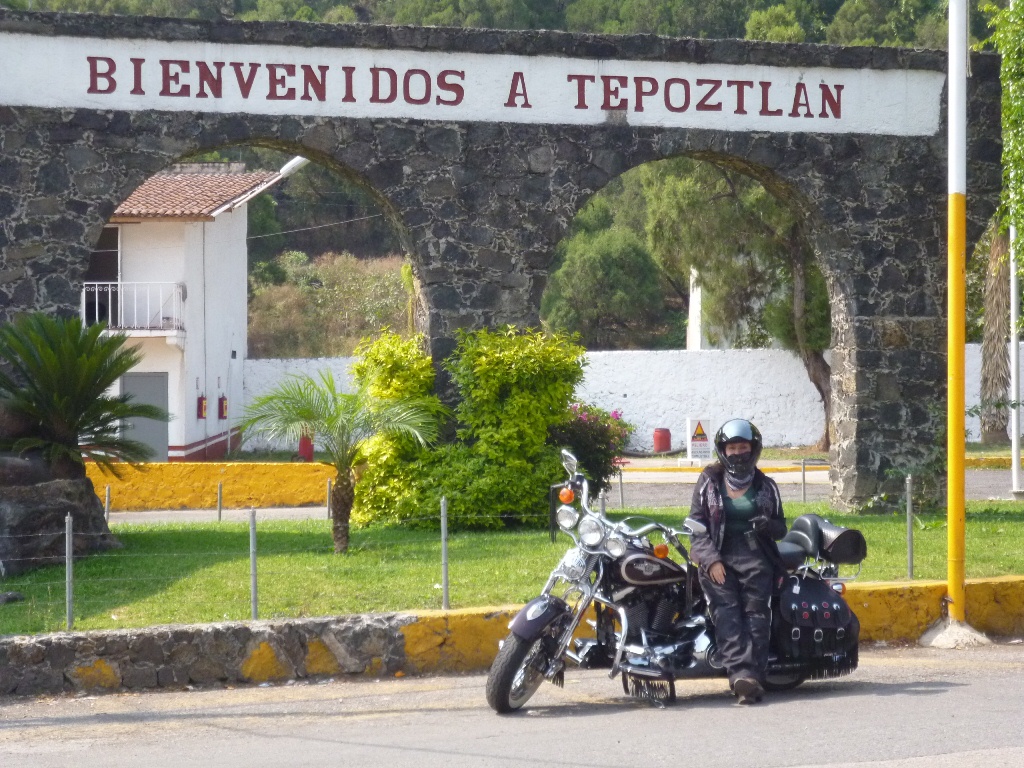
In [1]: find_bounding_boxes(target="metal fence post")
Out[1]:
[65,513,74,631]
[440,497,450,610]
[249,508,258,620]
[618,469,625,509]
[104,485,111,522]
[801,459,806,503]
[906,474,914,580]
[326,479,332,520]
[600,490,606,515]
[217,481,223,522]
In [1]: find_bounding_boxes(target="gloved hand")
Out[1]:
[750,515,771,534]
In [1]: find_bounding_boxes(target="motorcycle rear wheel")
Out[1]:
[762,671,806,692]
[486,634,550,713]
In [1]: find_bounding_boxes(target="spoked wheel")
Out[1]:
[485,634,551,713]
[621,672,677,704]
[762,671,807,692]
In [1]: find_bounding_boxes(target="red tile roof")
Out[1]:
[113,170,278,219]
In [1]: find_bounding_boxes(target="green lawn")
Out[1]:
[2,501,1023,636]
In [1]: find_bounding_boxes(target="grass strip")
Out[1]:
[1,501,1023,636]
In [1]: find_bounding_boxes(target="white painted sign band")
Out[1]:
[0,33,945,136]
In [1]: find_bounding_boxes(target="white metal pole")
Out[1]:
[1011,224,1021,494]
[249,508,258,620]
[65,513,74,631]
[440,497,450,611]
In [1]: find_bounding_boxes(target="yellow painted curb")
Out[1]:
[622,465,829,474]
[87,463,336,511]
[68,658,121,689]
[304,639,342,676]
[241,641,293,683]
[400,607,517,674]
[400,577,1024,674]
[964,457,1024,469]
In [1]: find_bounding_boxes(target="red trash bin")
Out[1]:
[653,428,671,453]
[297,435,314,462]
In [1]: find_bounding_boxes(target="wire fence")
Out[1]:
[0,501,572,637]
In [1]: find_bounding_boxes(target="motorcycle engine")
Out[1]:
[622,588,679,640]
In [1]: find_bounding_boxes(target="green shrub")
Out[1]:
[350,331,445,527]
[354,326,586,530]
[548,403,634,495]
[445,327,586,460]
[394,444,564,530]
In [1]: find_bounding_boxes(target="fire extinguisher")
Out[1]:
[217,395,228,420]
[196,395,207,419]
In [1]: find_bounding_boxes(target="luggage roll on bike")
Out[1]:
[485,450,867,713]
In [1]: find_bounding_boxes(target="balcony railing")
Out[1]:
[81,282,185,332]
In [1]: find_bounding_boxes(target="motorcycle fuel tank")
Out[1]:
[618,549,687,585]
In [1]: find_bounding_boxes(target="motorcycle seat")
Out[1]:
[782,514,868,565]
[782,515,822,559]
[776,541,808,569]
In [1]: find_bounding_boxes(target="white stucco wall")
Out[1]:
[241,358,357,451]
[118,208,248,457]
[577,349,828,451]
[238,344,1021,453]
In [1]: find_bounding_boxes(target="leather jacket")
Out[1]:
[688,463,787,571]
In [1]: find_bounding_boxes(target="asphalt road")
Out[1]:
[2,643,1023,768]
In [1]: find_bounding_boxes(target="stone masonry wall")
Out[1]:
[2,578,1023,697]
[0,10,1004,509]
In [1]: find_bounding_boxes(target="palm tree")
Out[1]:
[0,313,168,479]
[240,371,438,553]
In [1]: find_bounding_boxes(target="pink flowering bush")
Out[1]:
[548,402,634,495]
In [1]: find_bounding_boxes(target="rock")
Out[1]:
[0,477,121,577]
[0,591,25,604]
[0,454,53,486]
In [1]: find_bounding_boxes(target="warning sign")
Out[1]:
[687,417,712,461]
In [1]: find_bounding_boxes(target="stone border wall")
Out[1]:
[2,579,1022,697]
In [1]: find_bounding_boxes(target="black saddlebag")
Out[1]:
[774,575,859,661]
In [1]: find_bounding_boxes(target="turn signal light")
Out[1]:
[653,543,669,559]
[558,487,575,504]
[831,582,846,595]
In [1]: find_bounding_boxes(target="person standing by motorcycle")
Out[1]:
[688,418,787,705]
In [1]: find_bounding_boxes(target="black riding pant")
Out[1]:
[698,537,774,686]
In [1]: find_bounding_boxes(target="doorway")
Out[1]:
[121,372,169,462]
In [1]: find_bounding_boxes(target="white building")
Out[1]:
[81,161,298,460]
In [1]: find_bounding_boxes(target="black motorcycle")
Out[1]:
[485,450,867,713]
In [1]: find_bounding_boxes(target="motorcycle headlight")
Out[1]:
[556,504,580,531]
[578,516,606,547]
[605,534,627,558]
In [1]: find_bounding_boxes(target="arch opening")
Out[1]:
[81,141,414,461]
[541,151,845,453]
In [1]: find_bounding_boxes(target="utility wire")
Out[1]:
[247,214,384,240]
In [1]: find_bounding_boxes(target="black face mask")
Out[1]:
[723,450,755,478]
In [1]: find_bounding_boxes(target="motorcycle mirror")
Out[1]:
[683,517,707,536]
[560,449,578,476]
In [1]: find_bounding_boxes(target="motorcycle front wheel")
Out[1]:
[485,633,551,713]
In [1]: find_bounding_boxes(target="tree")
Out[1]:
[980,223,1011,444]
[240,371,438,552]
[644,157,834,449]
[991,3,1024,239]
[0,314,168,478]
[541,221,665,349]
[745,4,806,42]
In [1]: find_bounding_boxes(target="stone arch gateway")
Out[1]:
[0,10,1003,506]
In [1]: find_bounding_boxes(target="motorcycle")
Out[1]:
[485,450,867,713]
